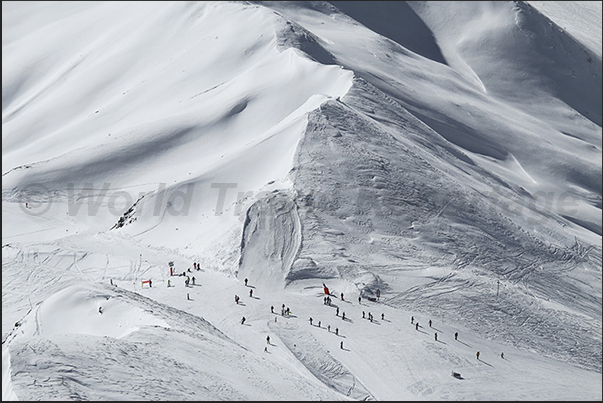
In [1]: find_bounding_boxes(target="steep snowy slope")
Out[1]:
[3,1,601,400]
[253,0,602,372]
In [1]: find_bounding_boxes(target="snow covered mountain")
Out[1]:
[2,1,601,400]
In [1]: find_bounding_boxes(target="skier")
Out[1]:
[266,335,270,344]
[241,316,246,325]
[193,262,197,270]
[415,322,419,330]
[362,311,365,319]
[340,341,344,349]
[335,327,339,335]
[309,317,313,325]
[110,279,113,286]
[341,292,344,301]
[342,312,346,320]
[358,296,361,304]
[235,295,239,304]
[271,305,274,313]
[185,278,189,287]
[381,313,384,320]
[192,276,195,285]
[429,319,432,327]
[434,332,438,341]
[327,325,331,332]
[501,352,504,359]
[454,332,458,340]
[149,279,152,288]
[249,289,253,297]
[318,320,321,328]
[476,351,480,360]
[167,279,171,287]
[244,278,248,286]
[98,306,103,314]
[411,316,414,324]
[336,307,339,316]
[187,293,190,300]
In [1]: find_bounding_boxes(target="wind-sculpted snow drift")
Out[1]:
[2,1,602,400]
[238,191,302,289]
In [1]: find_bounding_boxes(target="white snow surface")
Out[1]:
[2,1,601,401]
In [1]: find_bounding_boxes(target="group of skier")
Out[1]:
[176,273,507,361]
[362,311,378,322]
[410,316,505,362]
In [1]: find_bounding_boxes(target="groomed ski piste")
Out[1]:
[3,1,602,400]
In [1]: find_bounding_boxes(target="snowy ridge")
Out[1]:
[289,76,601,372]
[6,283,347,400]
[3,1,602,400]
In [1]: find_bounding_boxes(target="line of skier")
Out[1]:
[167,272,508,361]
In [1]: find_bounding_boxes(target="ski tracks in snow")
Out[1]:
[269,319,373,400]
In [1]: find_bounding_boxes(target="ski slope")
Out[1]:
[3,1,601,400]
